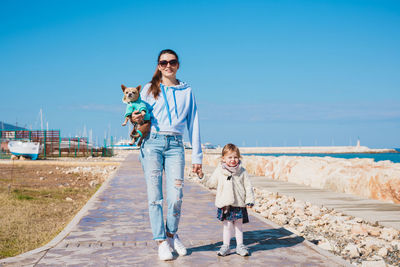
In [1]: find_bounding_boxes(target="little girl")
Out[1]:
[204,143,254,257]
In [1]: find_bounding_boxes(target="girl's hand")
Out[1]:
[131,111,144,123]
[192,164,203,178]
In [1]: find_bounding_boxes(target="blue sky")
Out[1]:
[1,0,399,148]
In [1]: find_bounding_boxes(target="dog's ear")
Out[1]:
[136,85,142,92]
[121,84,126,92]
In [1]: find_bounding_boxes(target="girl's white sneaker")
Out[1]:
[158,240,173,261]
[168,234,187,256]
[236,243,249,256]
[217,244,230,256]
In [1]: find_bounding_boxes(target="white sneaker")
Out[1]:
[236,243,249,256]
[168,234,187,256]
[217,244,230,256]
[158,240,173,261]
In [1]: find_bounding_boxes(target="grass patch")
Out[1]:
[0,187,95,259]
[12,189,35,200]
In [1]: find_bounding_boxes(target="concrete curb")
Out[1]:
[0,159,123,266]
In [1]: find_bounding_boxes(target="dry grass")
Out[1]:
[0,160,119,259]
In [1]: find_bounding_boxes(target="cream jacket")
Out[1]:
[206,163,255,208]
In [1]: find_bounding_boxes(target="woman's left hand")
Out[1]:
[192,164,203,178]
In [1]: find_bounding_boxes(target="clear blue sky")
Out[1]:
[1,0,399,148]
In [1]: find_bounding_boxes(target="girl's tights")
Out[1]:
[223,219,243,246]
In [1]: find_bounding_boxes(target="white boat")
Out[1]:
[113,139,139,150]
[8,140,42,160]
[202,142,216,149]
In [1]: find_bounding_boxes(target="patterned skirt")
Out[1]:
[217,206,249,224]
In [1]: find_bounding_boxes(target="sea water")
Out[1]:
[243,152,400,164]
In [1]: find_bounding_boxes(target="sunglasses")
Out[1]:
[158,59,179,68]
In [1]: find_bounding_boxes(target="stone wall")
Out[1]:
[202,154,400,204]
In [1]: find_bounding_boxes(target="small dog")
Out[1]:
[121,84,151,146]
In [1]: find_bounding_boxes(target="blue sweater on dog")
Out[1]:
[124,96,151,121]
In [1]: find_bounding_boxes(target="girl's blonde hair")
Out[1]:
[222,143,241,158]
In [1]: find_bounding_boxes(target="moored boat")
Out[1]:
[113,139,139,150]
[8,140,42,160]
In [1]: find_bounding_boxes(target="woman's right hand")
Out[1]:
[130,111,144,123]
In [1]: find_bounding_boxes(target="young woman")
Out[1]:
[132,49,203,260]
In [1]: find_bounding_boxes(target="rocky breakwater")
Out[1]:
[203,154,400,204]
[185,168,400,266]
[251,189,400,266]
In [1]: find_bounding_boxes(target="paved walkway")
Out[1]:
[1,153,349,267]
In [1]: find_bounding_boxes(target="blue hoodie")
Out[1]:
[140,81,203,164]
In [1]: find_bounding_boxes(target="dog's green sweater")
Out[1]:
[125,97,150,121]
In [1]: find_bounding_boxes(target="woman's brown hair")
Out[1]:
[148,49,179,99]
[222,143,241,158]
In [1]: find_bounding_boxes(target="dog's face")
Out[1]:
[121,84,142,103]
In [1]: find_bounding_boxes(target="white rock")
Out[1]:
[380,228,398,241]
[275,214,288,225]
[297,225,306,233]
[355,217,363,223]
[308,206,321,217]
[361,260,387,267]
[66,197,73,201]
[363,237,385,253]
[343,243,360,258]
[89,180,99,187]
[290,217,301,226]
[377,247,388,257]
[318,240,333,251]
[293,201,307,210]
[266,199,276,207]
[369,255,384,261]
[301,221,311,228]
[390,240,400,249]
[269,205,280,215]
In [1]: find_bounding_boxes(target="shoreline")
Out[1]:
[204,146,397,154]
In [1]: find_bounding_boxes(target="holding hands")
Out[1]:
[192,164,204,179]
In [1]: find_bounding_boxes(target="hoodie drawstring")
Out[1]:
[160,84,179,126]
[160,84,172,125]
[172,89,178,119]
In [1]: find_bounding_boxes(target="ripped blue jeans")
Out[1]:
[139,133,185,240]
